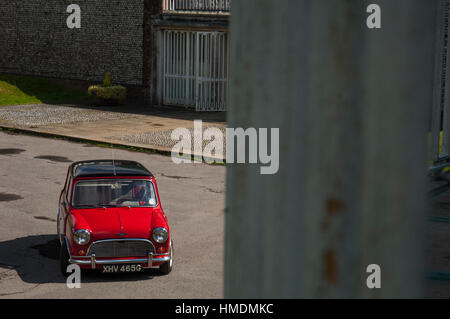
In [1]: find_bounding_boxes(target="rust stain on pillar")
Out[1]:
[324,250,338,284]
[326,198,346,216]
[322,198,346,231]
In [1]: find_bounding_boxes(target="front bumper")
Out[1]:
[69,253,170,269]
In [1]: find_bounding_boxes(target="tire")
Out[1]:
[60,240,71,277]
[159,241,173,275]
[56,207,61,243]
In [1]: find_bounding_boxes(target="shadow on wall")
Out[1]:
[0,234,161,285]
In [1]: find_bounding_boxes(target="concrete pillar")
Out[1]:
[225,0,437,298]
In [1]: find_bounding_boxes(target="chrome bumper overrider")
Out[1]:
[69,253,170,269]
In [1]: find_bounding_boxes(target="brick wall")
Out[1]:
[0,0,144,86]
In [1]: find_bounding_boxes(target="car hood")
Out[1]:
[72,207,156,241]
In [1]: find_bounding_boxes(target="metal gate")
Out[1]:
[161,30,229,111]
[163,0,231,13]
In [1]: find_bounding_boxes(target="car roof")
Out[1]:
[70,160,153,179]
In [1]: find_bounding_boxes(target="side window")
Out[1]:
[63,170,70,192]
[65,176,73,203]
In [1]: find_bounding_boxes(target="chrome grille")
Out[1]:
[87,240,155,258]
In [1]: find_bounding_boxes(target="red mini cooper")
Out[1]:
[57,160,173,276]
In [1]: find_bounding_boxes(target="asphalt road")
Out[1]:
[0,131,226,298]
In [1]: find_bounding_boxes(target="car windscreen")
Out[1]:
[72,179,157,208]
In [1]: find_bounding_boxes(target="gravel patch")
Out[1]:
[110,126,227,151]
[0,104,136,127]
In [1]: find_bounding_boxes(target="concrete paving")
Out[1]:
[0,131,225,298]
[0,104,227,159]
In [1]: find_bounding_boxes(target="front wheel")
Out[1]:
[159,241,173,275]
[60,240,71,277]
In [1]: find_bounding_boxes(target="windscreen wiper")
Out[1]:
[73,204,101,209]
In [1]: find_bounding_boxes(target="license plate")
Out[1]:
[101,264,143,274]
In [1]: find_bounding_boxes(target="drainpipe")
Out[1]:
[143,0,163,106]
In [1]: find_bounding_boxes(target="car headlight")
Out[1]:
[152,227,168,243]
[74,229,91,245]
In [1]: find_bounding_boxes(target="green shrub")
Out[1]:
[103,72,112,87]
[88,72,126,106]
[88,84,126,106]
